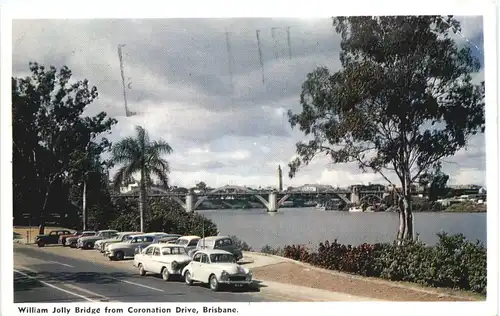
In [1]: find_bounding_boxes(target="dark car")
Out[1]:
[189,236,243,261]
[35,230,73,247]
[134,234,181,254]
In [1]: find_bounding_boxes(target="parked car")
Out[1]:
[77,230,118,249]
[189,236,243,261]
[135,234,182,254]
[105,234,156,261]
[133,244,192,281]
[65,231,96,248]
[59,231,82,246]
[175,235,201,254]
[95,231,142,253]
[156,236,181,244]
[35,229,73,247]
[182,249,252,291]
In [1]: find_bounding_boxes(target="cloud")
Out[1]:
[12,16,487,189]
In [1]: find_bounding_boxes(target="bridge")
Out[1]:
[112,184,388,213]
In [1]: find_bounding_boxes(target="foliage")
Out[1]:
[12,62,117,233]
[287,16,485,241]
[419,165,450,201]
[230,236,253,251]
[282,233,486,294]
[261,245,284,256]
[109,198,218,237]
[445,201,486,213]
[111,126,173,232]
[412,198,444,212]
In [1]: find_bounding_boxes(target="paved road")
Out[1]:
[14,245,271,303]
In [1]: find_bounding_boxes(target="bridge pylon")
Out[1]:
[254,191,290,212]
[171,192,207,212]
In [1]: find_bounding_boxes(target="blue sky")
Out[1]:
[11,16,486,189]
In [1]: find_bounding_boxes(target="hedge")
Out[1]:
[283,233,486,294]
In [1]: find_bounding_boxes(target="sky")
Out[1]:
[11,16,486,189]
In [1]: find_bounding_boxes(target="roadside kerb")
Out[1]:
[243,251,481,300]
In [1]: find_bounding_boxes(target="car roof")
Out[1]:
[82,231,95,233]
[179,235,201,240]
[200,236,231,240]
[99,230,118,233]
[196,249,232,255]
[158,244,184,248]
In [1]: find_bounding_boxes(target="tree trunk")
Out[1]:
[397,198,406,241]
[401,173,414,242]
[139,169,147,233]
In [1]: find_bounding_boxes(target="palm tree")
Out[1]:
[111,126,173,232]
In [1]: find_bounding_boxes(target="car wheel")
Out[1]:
[37,241,45,247]
[209,274,220,292]
[115,251,124,261]
[161,267,170,281]
[138,264,146,276]
[184,271,193,286]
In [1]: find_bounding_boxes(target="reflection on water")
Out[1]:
[198,208,487,250]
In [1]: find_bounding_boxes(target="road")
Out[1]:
[14,244,272,303]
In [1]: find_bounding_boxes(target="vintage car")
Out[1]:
[135,234,182,255]
[58,231,83,246]
[77,230,118,249]
[105,234,157,261]
[133,244,192,281]
[35,229,73,247]
[156,235,181,244]
[189,236,243,261]
[175,235,201,253]
[64,231,96,248]
[182,249,252,291]
[95,231,142,253]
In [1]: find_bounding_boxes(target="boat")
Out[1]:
[316,199,343,211]
[348,206,363,212]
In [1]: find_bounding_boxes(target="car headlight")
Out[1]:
[220,270,229,280]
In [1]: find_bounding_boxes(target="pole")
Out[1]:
[82,179,87,231]
[117,44,130,116]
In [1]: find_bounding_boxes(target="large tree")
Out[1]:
[287,16,484,241]
[111,126,173,232]
[12,62,117,234]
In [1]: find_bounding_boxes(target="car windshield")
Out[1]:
[177,239,189,245]
[214,238,233,249]
[210,254,236,263]
[161,247,186,255]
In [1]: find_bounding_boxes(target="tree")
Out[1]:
[195,181,208,192]
[419,164,450,201]
[12,62,117,234]
[287,16,484,241]
[111,126,173,232]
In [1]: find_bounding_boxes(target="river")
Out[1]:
[198,207,487,250]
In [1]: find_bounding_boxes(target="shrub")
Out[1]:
[261,244,284,256]
[282,233,486,294]
[230,235,252,251]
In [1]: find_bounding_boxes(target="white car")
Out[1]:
[181,249,252,291]
[133,244,192,281]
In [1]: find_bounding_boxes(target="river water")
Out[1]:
[198,208,487,250]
